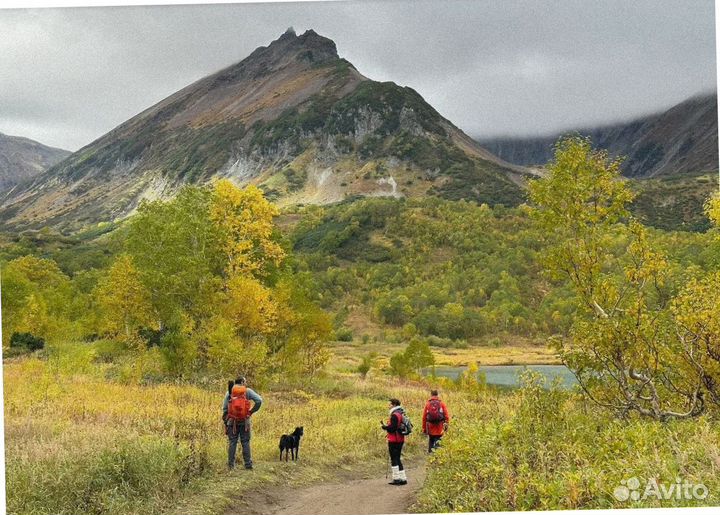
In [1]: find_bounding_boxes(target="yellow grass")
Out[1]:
[331,337,560,372]
[431,344,559,366]
[3,347,448,515]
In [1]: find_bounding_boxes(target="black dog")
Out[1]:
[279,426,304,462]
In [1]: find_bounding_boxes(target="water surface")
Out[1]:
[425,364,578,389]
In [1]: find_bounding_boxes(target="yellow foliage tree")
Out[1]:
[672,272,720,402]
[669,192,720,407]
[278,303,332,380]
[220,275,278,336]
[15,293,52,339]
[205,316,269,382]
[454,362,487,399]
[1,255,72,345]
[94,255,156,349]
[210,180,285,278]
[4,255,68,286]
[705,191,720,226]
[530,137,705,420]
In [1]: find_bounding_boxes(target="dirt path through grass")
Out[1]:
[228,459,427,515]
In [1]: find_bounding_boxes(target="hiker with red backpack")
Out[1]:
[381,398,411,486]
[222,376,263,470]
[422,389,450,453]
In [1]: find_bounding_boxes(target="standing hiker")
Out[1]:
[222,376,263,470]
[422,389,450,453]
[381,398,408,486]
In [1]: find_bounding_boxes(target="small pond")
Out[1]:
[423,364,578,389]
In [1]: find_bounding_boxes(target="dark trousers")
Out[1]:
[388,441,404,470]
[428,435,442,452]
[227,420,252,468]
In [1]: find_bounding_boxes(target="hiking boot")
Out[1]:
[389,479,407,485]
[244,464,253,470]
[395,469,408,485]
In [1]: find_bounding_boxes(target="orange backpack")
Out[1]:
[228,384,251,421]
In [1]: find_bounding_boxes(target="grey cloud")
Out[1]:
[0,0,715,150]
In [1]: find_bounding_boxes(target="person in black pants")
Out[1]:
[381,398,407,485]
[222,377,263,470]
[422,389,450,453]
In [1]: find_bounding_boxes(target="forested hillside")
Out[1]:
[3,178,715,359]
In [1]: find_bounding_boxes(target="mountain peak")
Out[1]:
[0,30,524,231]
[267,27,339,64]
[220,28,339,83]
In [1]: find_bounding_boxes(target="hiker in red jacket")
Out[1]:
[422,389,450,453]
[381,398,408,485]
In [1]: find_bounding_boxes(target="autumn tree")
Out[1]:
[220,275,278,336]
[357,352,378,379]
[530,136,704,420]
[670,193,720,407]
[272,277,332,380]
[1,256,75,345]
[204,274,278,381]
[204,316,269,384]
[94,254,156,349]
[210,180,285,279]
[390,337,435,379]
[125,186,225,374]
[124,180,330,380]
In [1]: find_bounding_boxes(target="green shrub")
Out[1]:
[426,335,455,348]
[357,352,377,379]
[10,332,45,351]
[283,168,307,192]
[488,336,503,347]
[92,339,128,364]
[389,337,435,378]
[335,327,353,342]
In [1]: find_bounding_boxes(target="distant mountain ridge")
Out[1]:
[0,29,525,231]
[0,132,70,191]
[479,93,718,177]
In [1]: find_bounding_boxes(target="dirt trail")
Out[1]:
[229,461,427,515]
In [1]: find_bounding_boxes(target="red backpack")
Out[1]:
[228,385,251,421]
[426,398,446,423]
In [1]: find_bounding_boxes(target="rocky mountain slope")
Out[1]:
[0,132,70,191]
[0,29,526,231]
[479,93,718,178]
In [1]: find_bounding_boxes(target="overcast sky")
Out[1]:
[0,0,716,151]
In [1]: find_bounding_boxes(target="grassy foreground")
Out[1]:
[3,342,433,515]
[416,375,720,512]
[5,342,720,514]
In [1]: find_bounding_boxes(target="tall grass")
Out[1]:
[16,342,717,514]
[3,348,433,515]
[416,373,720,512]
